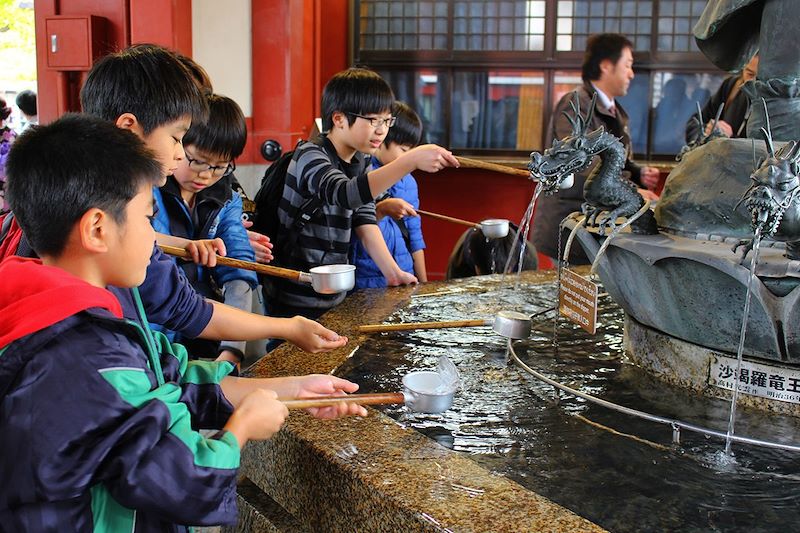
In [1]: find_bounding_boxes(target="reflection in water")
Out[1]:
[337,281,800,533]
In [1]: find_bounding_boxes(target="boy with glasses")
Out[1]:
[152,93,257,364]
[264,68,459,322]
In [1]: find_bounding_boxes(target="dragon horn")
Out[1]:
[566,91,582,135]
[762,98,775,157]
[586,92,597,126]
[712,102,724,130]
[563,110,578,134]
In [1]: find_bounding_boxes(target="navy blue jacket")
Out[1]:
[0,257,239,531]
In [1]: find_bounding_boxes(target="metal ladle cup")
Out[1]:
[279,371,456,414]
[417,210,510,239]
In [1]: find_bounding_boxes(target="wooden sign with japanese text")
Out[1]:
[559,268,598,334]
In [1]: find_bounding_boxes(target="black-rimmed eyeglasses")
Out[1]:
[185,152,236,177]
[347,113,396,129]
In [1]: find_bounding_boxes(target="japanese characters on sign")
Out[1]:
[710,355,800,404]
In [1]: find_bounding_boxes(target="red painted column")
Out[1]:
[130,0,192,54]
[250,0,348,161]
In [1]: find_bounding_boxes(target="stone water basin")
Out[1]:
[232,270,602,532]
[233,269,800,532]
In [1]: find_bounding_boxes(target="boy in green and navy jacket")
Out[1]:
[0,115,366,531]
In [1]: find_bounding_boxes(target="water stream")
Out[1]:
[504,181,543,277]
[338,279,800,532]
[725,231,763,455]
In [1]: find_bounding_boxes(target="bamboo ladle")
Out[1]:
[454,156,531,178]
[358,311,532,339]
[416,210,510,239]
[157,244,355,294]
[281,392,405,409]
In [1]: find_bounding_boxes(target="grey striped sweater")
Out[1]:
[264,136,376,310]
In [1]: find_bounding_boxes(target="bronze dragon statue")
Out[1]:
[735,106,800,262]
[529,91,657,236]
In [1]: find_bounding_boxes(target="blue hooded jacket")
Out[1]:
[349,160,425,289]
[152,174,258,297]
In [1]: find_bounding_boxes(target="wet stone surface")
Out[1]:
[337,275,800,533]
[239,270,603,532]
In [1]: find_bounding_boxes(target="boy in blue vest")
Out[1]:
[350,101,428,287]
[0,114,366,531]
[264,68,458,320]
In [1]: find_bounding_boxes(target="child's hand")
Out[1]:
[377,198,417,221]
[224,389,288,446]
[242,221,274,263]
[285,316,348,353]
[405,144,460,173]
[640,166,661,190]
[638,188,660,202]
[185,238,227,267]
[386,270,418,287]
[289,375,368,419]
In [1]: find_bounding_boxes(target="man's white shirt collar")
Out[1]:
[590,83,615,111]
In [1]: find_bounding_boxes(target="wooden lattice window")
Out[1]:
[656,0,707,52]
[359,1,449,51]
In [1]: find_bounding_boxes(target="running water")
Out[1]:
[504,181,544,280]
[725,229,762,455]
[488,237,497,274]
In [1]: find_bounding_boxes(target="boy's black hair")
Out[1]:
[15,90,37,117]
[581,33,634,82]
[383,101,422,148]
[321,68,394,131]
[176,53,213,95]
[6,113,162,257]
[80,44,208,134]
[182,94,246,160]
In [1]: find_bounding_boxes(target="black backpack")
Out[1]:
[251,139,325,250]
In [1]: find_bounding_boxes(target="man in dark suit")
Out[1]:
[685,55,758,142]
[532,33,659,264]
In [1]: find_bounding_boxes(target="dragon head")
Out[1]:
[529,91,615,194]
[739,103,800,237]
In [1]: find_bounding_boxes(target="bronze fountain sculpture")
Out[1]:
[526,0,800,407]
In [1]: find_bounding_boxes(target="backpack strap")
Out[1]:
[278,137,343,252]
[0,211,13,243]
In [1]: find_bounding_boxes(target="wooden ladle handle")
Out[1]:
[281,392,406,409]
[416,209,480,228]
[455,156,531,178]
[358,318,489,333]
[158,244,305,282]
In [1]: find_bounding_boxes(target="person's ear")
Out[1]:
[115,113,144,137]
[78,208,111,253]
[599,58,613,77]
[332,111,348,130]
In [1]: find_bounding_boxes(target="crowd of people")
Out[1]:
[0,30,752,529]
